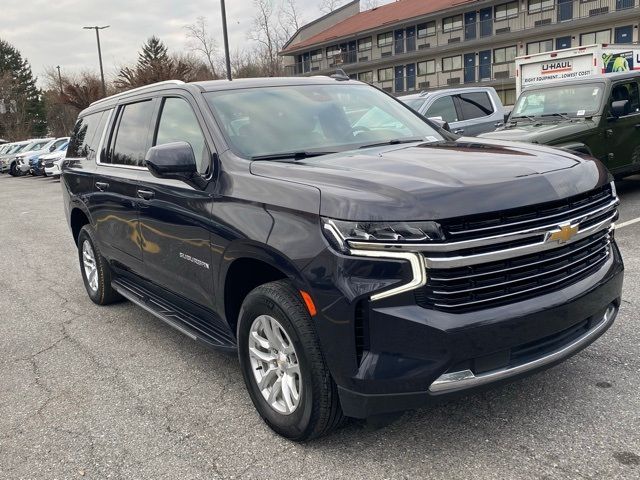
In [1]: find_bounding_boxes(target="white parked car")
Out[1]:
[15,138,68,176]
[42,145,68,178]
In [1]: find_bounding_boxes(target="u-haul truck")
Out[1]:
[516,44,640,96]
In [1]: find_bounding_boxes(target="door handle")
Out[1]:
[137,189,155,200]
[635,124,640,129]
[494,122,504,128]
[95,182,109,191]
[453,129,465,135]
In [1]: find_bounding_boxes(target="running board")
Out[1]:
[112,278,236,351]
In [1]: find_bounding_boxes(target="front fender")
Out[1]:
[556,142,593,157]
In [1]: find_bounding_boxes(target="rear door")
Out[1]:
[136,94,217,310]
[605,79,640,174]
[92,99,156,272]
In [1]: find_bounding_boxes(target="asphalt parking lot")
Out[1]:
[0,173,638,480]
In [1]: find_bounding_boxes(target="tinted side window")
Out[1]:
[155,97,210,175]
[457,92,494,120]
[610,81,640,115]
[67,111,104,159]
[109,100,155,166]
[426,96,459,123]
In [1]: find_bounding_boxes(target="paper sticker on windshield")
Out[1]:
[593,88,599,96]
[426,136,438,142]
[577,110,586,116]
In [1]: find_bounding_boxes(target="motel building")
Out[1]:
[280,0,640,105]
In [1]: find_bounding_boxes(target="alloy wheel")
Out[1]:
[82,240,99,292]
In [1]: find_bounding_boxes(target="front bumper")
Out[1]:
[45,164,61,176]
[307,241,623,419]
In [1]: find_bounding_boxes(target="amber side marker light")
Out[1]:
[300,290,317,317]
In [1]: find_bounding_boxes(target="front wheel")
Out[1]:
[77,224,121,305]
[237,280,343,440]
[9,163,19,177]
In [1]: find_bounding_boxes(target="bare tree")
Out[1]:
[361,0,379,9]
[280,0,303,38]
[185,16,219,78]
[319,0,346,14]
[249,0,287,76]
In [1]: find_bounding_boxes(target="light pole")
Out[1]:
[220,0,232,80]
[83,25,110,96]
[56,65,63,94]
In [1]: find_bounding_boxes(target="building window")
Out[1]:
[528,0,554,13]
[358,37,372,52]
[556,36,572,50]
[497,88,517,106]
[358,71,373,83]
[527,39,553,55]
[326,45,341,59]
[378,67,394,82]
[494,45,517,64]
[442,55,462,72]
[310,49,322,62]
[377,32,393,47]
[494,2,519,20]
[580,29,611,46]
[417,60,436,75]
[443,15,463,33]
[417,21,436,38]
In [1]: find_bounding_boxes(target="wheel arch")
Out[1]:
[69,203,93,245]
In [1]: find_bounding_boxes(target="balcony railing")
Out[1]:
[284,0,639,76]
[371,63,518,96]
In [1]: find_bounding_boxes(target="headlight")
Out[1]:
[322,218,444,253]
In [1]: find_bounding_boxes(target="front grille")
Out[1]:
[416,230,611,312]
[441,184,614,242]
[412,184,618,312]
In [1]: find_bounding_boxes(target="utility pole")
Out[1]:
[220,0,232,80]
[56,65,63,94]
[83,25,110,96]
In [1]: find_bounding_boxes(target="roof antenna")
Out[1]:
[330,68,350,81]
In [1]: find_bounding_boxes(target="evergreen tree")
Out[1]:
[0,39,46,138]
[137,36,169,70]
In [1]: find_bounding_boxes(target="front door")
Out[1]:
[406,26,416,52]
[394,29,404,55]
[464,12,477,41]
[464,53,476,83]
[137,95,217,310]
[480,8,492,37]
[479,50,492,81]
[405,63,416,91]
[394,66,405,93]
[614,26,633,44]
[558,0,573,22]
[604,80,640,174]
[346,41,357,63]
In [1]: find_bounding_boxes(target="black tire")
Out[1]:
[237,280,344,440]
[9,162,18,177]
[77,224,121,305]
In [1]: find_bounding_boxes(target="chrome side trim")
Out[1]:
[424,216,615,269]
[347,198,618,254]
[429,304,617,394]
[348,249,427,301]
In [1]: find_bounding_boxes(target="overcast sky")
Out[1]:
[1,0,393,86]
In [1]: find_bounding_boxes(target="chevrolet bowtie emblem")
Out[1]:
[548,223,579,244]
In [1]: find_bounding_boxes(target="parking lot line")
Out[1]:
[615,217,640,230]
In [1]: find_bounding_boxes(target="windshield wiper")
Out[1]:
[358,138,425,149]
[250,151,337,161]
[510,115,537,123]
[540,112,572,120]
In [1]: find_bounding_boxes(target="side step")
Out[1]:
[112,278,236,351]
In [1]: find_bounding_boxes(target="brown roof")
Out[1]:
[282,0,477,53]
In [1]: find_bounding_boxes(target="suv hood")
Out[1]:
[250,139,607,220]
[479,119,597,143]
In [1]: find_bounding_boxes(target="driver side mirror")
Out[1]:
[49,145,56,152]
[145,141,199,183]
[427,116,451,132]
[610,99,629,118]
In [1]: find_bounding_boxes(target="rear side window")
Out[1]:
[67,111,105,160]
[425,96,459,123]
[108,100,155,166]
[457,92,494,120]
[155,97,210,175]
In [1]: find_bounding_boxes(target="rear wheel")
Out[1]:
[237,280,343,440]
[77,225,121,305]
[9,162,18,177]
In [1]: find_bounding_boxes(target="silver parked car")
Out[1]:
[0,141,33,173]
[399,87,506,136]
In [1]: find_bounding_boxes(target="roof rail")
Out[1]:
[89,80,186,107]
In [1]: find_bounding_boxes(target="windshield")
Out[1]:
[12,144,29,154]
[513,83,605,118]
[204,84,443,158]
